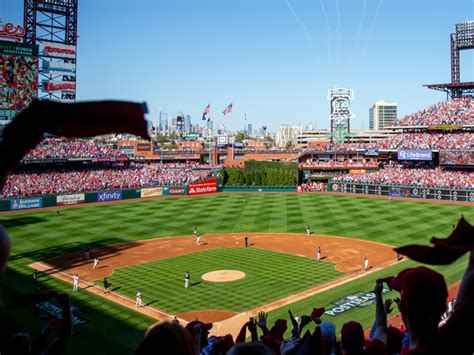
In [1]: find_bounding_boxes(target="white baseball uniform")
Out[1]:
[73,275,79,292]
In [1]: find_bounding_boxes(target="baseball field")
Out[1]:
[1,193,472,354]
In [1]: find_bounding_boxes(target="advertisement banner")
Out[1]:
[43,80,75,93]
[10,197,43,210]
[364,149,379,156]
[427,124,463,131]
[397,149,432,161]
[140,187,163,198]
[57,193,85,206]
[41,41,76,58]
[324,289,389,316]
[137,143,151,151]
[42,60,76,76]
[34,302,86,326]
[349,169,366,175]
[168,187,186,195]
[97,191,122,202]
[188,178,217,196]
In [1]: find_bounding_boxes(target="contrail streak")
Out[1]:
[366,0,384,47]
[286,0,312,43]
[319,0,331,62]
[356,0,367,47]
[336,0,341,63]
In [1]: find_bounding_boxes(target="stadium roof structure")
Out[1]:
[424,82,474,99]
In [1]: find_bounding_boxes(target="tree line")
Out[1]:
[222,161,298,186]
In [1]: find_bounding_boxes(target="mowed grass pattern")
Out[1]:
[1,193,473,354]
[105,248,343,313]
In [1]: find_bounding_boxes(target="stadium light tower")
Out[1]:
[23,0,78,102]
[425,20,474,99]
[327,88,355,144]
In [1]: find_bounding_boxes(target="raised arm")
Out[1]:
[372,281,387,344]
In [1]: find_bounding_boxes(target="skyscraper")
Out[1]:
[369,101,397,130]
[184,114,191,132]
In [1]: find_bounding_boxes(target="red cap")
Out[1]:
[380,266,447,320]
[341,321,364,353]
[185,320,213,334]
[311,307,325,320]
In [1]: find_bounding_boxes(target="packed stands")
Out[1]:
[23,138,127,160]
[333,163,473,189]
[1,163,213,198]
[391,97,474,126]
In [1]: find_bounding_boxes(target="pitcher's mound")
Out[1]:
[202,270,246,282]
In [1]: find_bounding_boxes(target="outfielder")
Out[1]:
[306,224,311,236]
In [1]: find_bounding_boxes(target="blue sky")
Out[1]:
[2,0,473,131]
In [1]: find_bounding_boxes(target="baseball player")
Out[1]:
[93,257,99,270]
[316,246,321,261]
[364,257,369,272]
[306,224,311,236]
[83,248,90,260]
[135,289,142,308]
[193,226,198,236]
[103,277,111,293]
[73,273,79,292]
[244,235,249,248]
[196,234,202,246]
[184,271,190,289]
[32,269,38,284]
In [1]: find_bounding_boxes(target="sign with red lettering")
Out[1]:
[0,18,25,42]
[188,178,217,196]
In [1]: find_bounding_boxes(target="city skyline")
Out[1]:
[2,0,473,131]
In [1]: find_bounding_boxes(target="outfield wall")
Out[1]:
[328,181,474,202]
[0,186,188,212]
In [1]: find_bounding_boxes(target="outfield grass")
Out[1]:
[104,248,343,313]
[1,193,472,354]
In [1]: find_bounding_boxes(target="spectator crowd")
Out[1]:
[333,163,473,189]
[1,163,213,198]
[391,97,474,126]
[23,138,127,160]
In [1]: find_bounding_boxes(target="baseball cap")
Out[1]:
[319,322,336,343]
[341,321,364,353]
[185,320,213,333]
[379,266,447,320]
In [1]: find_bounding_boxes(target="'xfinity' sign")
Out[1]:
[325,289,390,316]
[397,149,432,161]
[97,191,122,202]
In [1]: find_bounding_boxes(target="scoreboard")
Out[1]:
[329,182,474,203]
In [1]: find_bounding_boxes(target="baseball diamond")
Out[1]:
[2,193,472,354]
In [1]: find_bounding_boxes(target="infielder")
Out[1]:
[316,246,321,261]
[196,234,201,246]
[306,224,311,236]
[73,273,79,292]
[184,271,190,289]
[364,257,369,272]
[93,257,99,270]
[193,226,198,236]
[135,289,142,308]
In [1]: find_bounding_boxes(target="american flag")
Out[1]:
[202,104,210,120]
[222,103,233,115]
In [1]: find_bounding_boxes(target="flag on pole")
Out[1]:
[202,104,210,120]
[222,103,233,115]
